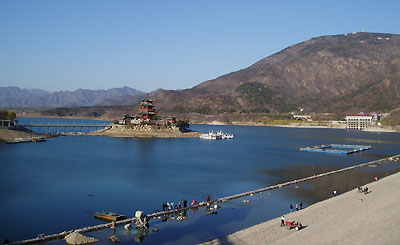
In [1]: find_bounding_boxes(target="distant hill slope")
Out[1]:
[0,86,145,107]
[154,32,400,114]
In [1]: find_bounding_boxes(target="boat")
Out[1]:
[199,130,222,140]
[216,130,234,139]
[94,211,126,222]
[200,130,234,140]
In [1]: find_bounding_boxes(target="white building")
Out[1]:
[293,115,312,121]
[345,113,374,130]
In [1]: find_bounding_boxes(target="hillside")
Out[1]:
[153,32,400,115]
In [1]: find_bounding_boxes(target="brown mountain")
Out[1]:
[154,32,400,116]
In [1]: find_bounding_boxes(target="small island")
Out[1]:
[89,95,202,138]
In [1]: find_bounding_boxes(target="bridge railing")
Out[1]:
[20,122,112,134]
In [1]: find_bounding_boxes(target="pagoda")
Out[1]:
[138,94,156,120]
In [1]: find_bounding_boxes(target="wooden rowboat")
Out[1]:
[94,211,126,222]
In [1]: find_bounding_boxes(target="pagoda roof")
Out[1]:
[140,102,154,106]
[142,95,154,102]
[139,111,156,115]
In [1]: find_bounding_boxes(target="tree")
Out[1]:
[0,110,8,119]
[176,119,190,128]
[8,111,16,120]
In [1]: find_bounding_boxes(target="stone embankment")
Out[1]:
[205,156,400,245]
[89,124,202,138]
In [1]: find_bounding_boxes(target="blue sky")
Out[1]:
[0,0,399,92]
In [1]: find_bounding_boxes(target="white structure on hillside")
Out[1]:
[293,115,312,121]
[345,112,374,130]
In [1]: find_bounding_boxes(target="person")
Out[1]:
[281,216,285,227]
[296,203,299,211]
[300,201,303,209]
[290,204,293,212]
[162,203,167,211]
[333,190,337,196]
[178,200,182,209]
[206,195,211,202]
[183,199,187,208]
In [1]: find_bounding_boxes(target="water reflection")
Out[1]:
[135,227,149,243]
[259,164,400,204]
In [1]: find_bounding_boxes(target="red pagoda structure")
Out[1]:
[139,94,156,120]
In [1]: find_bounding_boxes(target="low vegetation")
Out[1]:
[235,82,297,113]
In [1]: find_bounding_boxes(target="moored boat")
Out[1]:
[94,211,126,222]
[200,130,222,140]
[200,130,234,140]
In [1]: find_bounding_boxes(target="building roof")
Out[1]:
[346,112,373,117]
[142,95,154,103]
[139,111,156,115]
[346,114,373,117]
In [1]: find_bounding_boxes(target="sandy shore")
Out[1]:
[204,170,400,245]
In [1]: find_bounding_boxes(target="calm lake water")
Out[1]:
[1,118,400,244]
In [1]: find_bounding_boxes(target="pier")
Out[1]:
[300,144,371,154]
[14,154,400,244]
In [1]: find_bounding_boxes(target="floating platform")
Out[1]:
[300,144,371,154]
[94,211,126,222]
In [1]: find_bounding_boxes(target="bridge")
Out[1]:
[20,123,112,134]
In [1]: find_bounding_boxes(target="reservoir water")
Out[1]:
[1,118,400,244]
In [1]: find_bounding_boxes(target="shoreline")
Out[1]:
[206,121,400,132]
[0,128,48,143]
[204,167,400,244]
[18,115,399,132]
[88,125,202,138]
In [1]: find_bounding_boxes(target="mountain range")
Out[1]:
[2,32,400,119]
[0,86,146,107]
